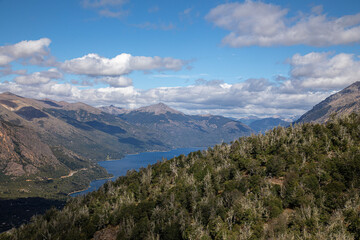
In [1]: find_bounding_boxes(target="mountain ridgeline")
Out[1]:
[103,103,252,148]
[297,81,360,123]
[3,112,360,239]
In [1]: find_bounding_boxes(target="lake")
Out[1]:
[71,147,206,197]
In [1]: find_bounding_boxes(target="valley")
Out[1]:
[3,109,360,239]
[1,1,359,238]
[0,83,360,239]
[1,81,360,238]
[0,92,258,199]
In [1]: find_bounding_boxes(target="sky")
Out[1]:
[0,0,360,119]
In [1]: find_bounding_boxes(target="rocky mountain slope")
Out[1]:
[104,103,253,148]
[0,92,168,161]
[0,119,59,177]
[297,81,360,123]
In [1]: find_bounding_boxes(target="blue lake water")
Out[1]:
[71,147,206,197]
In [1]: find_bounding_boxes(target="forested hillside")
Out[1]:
[2,113,360,239]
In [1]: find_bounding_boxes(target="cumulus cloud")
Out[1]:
[0,39,188,91]
[206,1,360,47]
[3,50,359,118]
[100,76,133,88]
[289,52,360,90]
[1,38,358,118]
[13,68,62,85]
[0,66,27,77]
[0,75,332,118]
[61,53,187,76]
[0,38,51,66]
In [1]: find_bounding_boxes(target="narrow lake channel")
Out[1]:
[71,147,206,197]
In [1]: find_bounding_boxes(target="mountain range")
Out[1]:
[102,103,252,148]
[2,81,360,199]
[0,93,252,198]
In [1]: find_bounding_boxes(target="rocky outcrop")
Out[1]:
[0,120,59,177]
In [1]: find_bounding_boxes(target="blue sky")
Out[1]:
[0,0,360,118]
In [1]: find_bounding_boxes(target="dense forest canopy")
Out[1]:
[2,113,360,239]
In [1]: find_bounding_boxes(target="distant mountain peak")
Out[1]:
[2,92,15,95]
[136,103,184,115]
[0,92,23,98]
[99,105,130,115]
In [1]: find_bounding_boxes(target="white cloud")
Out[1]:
[82,0,129,18]
[51,51,360,117]
[100,76,133,88]
[82,0,127,8]
[1,38,358,118]
[0,66,27,77]
[289,52,360,90]
[3,50,358,118]
[206,1,360,47]
[61,53,187,76]
[0,38,51,66]
[13,68,62,85]
[0,75,333,118]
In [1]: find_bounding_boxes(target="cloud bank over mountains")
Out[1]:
[0,37,358,118]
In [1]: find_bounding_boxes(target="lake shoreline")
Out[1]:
[0,148,206,233]
[71,147,206,197]
[67,175,114,196]
[104,146,208,161]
